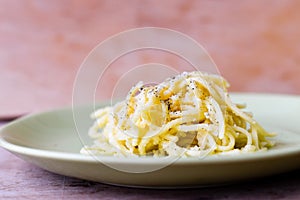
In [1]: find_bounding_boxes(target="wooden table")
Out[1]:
[1,121,300,199]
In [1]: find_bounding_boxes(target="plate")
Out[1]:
[1,93,300,188]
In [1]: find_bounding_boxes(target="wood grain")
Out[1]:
[2,148,300,199]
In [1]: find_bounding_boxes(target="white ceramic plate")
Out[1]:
[1,93,300,188]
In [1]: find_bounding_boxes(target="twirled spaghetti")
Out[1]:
[81,71,275,157]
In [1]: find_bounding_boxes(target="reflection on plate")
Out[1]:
[1,93,300,188]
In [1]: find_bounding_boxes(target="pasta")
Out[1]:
[80,71,275,157]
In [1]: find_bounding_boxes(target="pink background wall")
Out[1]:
[1,0,300,117]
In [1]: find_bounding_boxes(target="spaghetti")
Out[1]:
[81,71,275,157]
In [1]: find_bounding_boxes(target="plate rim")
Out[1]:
[1,92,300,165]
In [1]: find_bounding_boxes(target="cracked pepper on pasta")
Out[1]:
[81,71,275,157]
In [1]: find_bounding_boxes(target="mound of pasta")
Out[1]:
[81,71,275,157]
